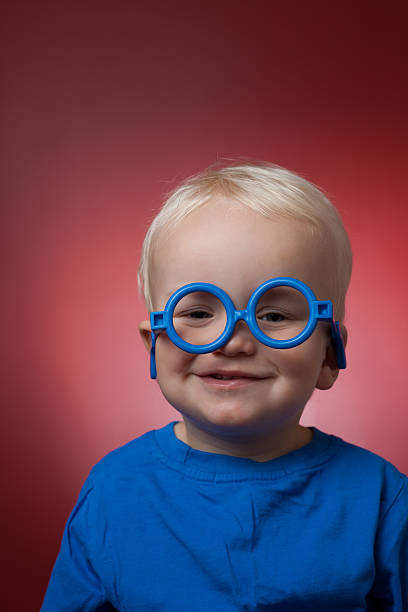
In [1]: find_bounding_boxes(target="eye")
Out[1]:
[259,311,286,323]
[188,310,212,319]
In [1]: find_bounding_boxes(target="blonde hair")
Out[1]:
[138,161,352,320]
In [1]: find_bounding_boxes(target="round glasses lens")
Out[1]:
[254,286,310,341]
[172,291,227,346]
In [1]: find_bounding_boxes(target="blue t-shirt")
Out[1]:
[40,422,408,611]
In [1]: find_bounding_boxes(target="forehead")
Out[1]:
[150,199,333,308]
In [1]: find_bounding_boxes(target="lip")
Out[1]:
[199,370,266,379]
[199,376,264,389]
[197,371,268,390]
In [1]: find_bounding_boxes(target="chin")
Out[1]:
[201,406,270,436]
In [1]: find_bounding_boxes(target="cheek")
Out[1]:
[154,337,198,412]
[270,337,326,379]
[155,336,194,377]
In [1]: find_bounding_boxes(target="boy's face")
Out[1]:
[139,198,343,447]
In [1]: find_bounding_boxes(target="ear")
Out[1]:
[139,320,152,352]
[316,324,348,391]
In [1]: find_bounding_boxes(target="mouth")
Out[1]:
[211,374,250,380]
[197,373,267,389]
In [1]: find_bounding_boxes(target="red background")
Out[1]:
[2,2,407,609]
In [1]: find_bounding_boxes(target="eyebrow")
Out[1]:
[163,286,183,301]
[162,284,188,302]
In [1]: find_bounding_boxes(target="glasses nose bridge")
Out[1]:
[232,308,251,330]
[217,308,254,349]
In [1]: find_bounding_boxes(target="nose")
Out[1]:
[215,319,257,356]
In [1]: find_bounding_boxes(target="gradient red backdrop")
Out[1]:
[2,2,407,609]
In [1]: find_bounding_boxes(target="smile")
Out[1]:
[198,375,264,389]
[212,375,242,380]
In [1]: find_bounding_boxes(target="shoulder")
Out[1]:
[88,425,167,481]
[321,429,407,479]
[70,423,172,506]
[70,425,173,521]
[315,428,408,515]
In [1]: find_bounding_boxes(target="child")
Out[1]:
[41,162,408,611]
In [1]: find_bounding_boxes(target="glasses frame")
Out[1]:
[148,277,346,379]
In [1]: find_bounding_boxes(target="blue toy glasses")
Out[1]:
[148,277,346,379]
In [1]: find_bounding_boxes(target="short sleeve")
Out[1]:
[40,476,116,612]
[367,478,408,610]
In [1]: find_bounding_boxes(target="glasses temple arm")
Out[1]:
[150,332,157,379]
[331,321,346,369]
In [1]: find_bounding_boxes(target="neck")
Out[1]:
[174,419,312,462]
